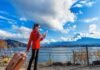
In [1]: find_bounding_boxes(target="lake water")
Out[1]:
[0,47,100,63]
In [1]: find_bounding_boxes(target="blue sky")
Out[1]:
[0,0,100,43]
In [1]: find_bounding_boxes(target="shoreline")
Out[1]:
[0,64,100,70]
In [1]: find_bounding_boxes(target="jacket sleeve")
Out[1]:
[40,34,45,41]
[26,32,33,51]
[37,32,45,41]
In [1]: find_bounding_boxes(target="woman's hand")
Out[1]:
[43,30,48,37]
[39,30,48,41]
[42,33,46,38]
[25,50,29,54]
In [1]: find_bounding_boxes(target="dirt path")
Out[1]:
[0,65,100,70]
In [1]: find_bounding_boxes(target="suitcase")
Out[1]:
[6,52,27,70]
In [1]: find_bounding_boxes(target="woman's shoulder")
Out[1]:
[31,30,39,34]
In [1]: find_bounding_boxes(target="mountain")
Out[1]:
[0,39,27,48]
[73,37,100,45]
[5,39,27,48]
[42,37,100,47]
[0,37,100,48]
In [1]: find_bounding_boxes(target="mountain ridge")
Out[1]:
[0,37,100,48]
[41,37,100,47]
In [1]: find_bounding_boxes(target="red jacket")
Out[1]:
[27,30,44,51]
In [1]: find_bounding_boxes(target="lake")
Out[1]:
[0,47,100,63]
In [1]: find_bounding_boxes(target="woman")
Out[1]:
[26,24,46,70]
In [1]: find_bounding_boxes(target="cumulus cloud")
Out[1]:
[10,0,77,33]
[12,25,32,39]
[12,25,31,33]
[0,25,32,43]
[0,29,22,40]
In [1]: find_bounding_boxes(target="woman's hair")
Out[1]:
[33,24,40,29]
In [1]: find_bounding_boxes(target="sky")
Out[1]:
[0,0,100,44]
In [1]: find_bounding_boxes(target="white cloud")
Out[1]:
[12,25,32,39]
[0,12,27,25]
[89,24,100,38]
[0,29,22,39]
[67,25,77,31]
[0,25,32,43]
[73,31,100,41]
[0,15,17,25]
[41,25,77,43]
[79,0,87,4]
[73,32,91,41]
[72,25,77,29]
[73,24,100,40]
[42,23,100,43]
[74,0,95,8]
[49,39,57,42]
[12,25,31,33]
[61,25,77,33]
[73,4,83,8]
[76,10,83,15]
[10,0,77,33]
[89,24,96,33]
[41,38,58,44]
[19,17,27,21]
[60,37,71,41]
[79,10,83,14]
[83,17,99,23]
[0,15,12,21]
[86,1,95,7]
[42,36,74,44]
